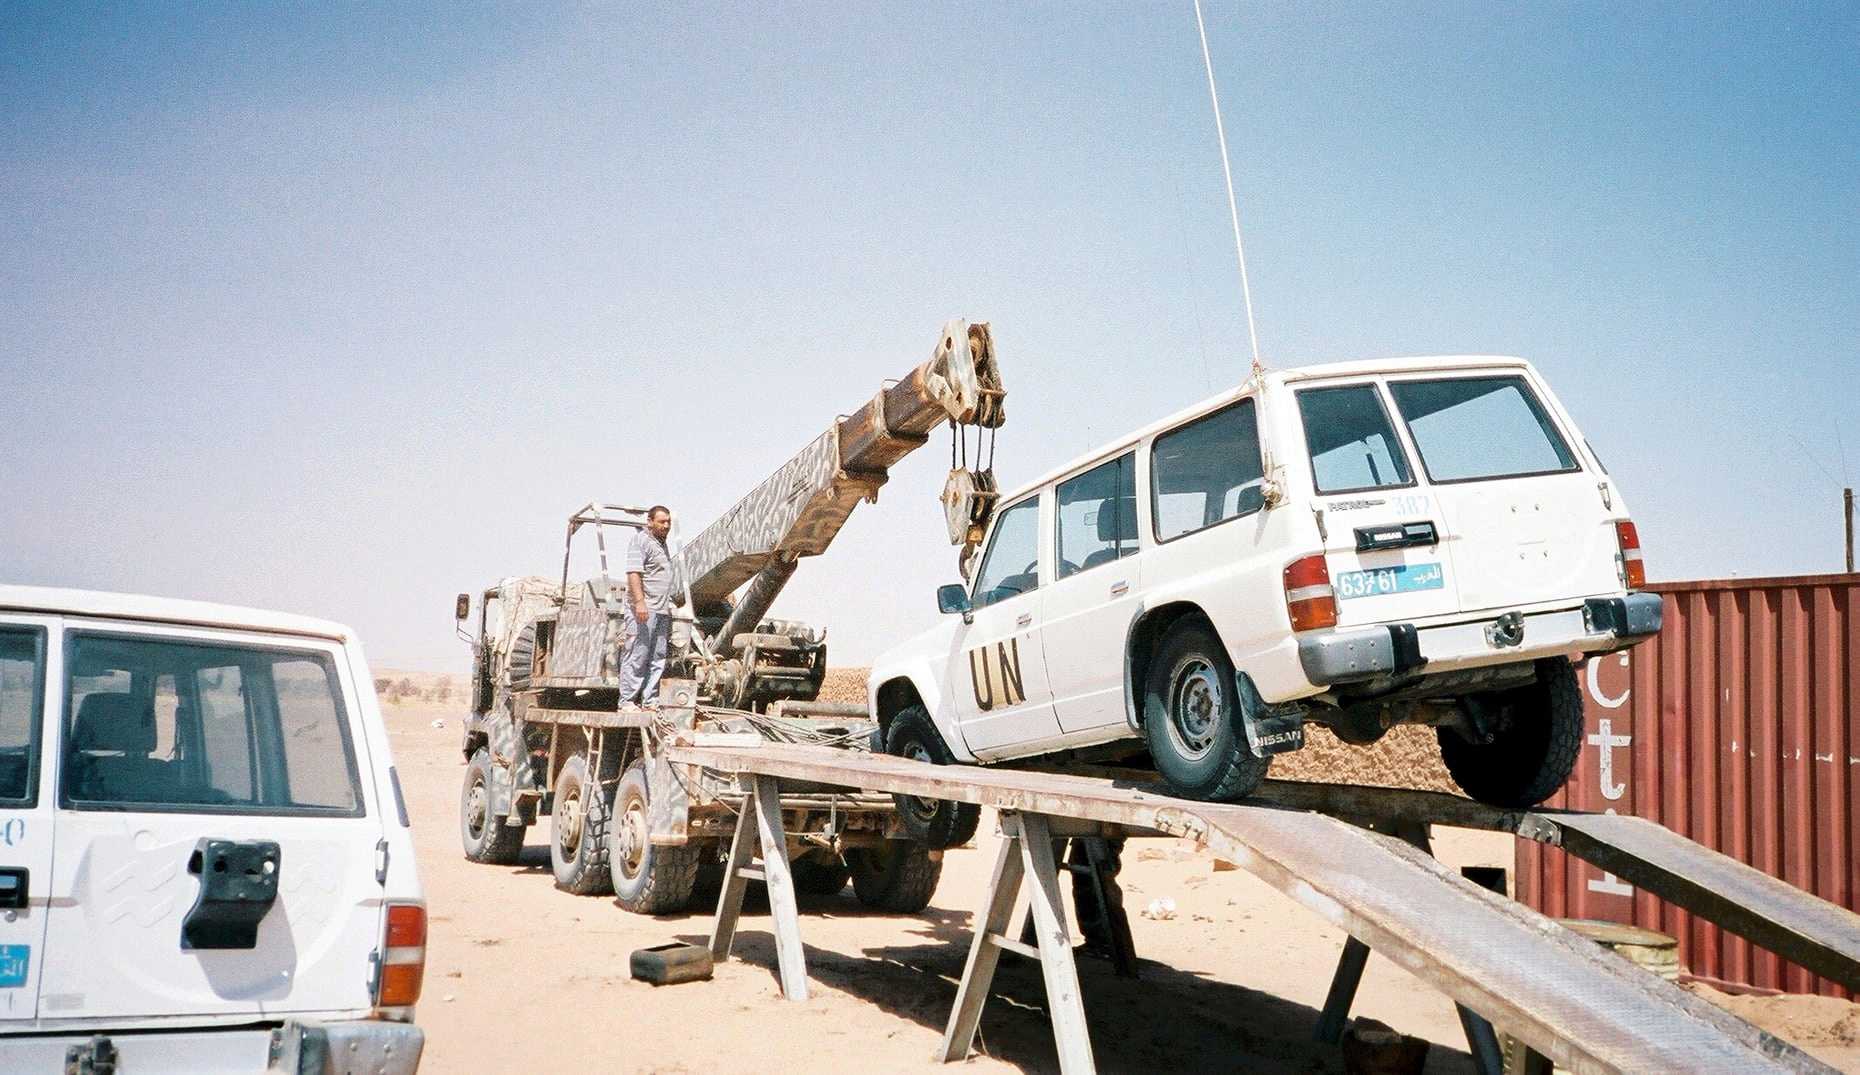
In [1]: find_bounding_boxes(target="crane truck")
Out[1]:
[453,320,1004,914]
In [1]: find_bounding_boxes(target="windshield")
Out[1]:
[1388,375,1579,482]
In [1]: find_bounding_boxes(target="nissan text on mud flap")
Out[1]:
[869,356,1661,827]
[0,586,425,1073]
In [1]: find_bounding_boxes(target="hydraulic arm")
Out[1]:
[676,319,1005,658]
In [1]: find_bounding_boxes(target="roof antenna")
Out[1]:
[1193,0,1264,383]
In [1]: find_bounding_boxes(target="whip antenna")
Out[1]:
[1194,0,1263,379]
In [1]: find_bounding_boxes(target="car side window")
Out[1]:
[1056,453,1137,579]
[64,632,364,816]
[0,627,45,805]
[1151,398,1266,542]
[970,496,1042,609]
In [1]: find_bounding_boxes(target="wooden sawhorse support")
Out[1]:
[941,811,1129,1075]
[709,773,809,1001]
[708,784,1133,1073]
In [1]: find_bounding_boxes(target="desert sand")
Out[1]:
[377,670,1858,1073]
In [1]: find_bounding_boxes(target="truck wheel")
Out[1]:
[1438,657,1583,808]
[1142,622,1269,801]
[847,842,942,913]
[549,754,613,895]
[609,762,701,914]
[884,706,981,850]
[790,851,852,896]
[461,749,526,864]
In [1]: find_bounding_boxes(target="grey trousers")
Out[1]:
[619,612,671,706]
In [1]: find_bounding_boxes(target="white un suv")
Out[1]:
[869,356,1660,846]
[0,586,425,1073]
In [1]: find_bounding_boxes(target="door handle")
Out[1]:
[1110,581,1129,596]
[1015,613,1032,628]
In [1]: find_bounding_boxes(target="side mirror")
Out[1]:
[454,593,471,622]
[936,583,973,617]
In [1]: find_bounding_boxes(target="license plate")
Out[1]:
[1335,563,1444,600]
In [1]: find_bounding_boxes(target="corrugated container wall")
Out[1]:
[1517,575,1858,998]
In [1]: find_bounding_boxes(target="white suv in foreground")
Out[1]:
[0,586,425,1073]
[870,356,1660,845]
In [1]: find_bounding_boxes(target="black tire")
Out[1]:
[549,754,613,895]
[1438,657,1584,808]
[847,842,943,913]
[791,851,852,897]
[461,749,526,864]
[609,762,702,914]
[884,705,981,850]
[1142,622,1269,801]
[629,942,714,985]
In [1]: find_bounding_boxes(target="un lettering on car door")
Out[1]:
[968,636,1026,711]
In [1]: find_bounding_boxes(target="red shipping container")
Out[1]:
[1517,574,1858,998]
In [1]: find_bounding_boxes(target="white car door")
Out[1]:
[1382,371,1621,613]
[0,617,55,1025]
[38,623,388,1024]
[948,495,1061,759]
[1044,453,1142,735]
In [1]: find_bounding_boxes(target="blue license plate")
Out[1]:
[0,945,29,988]
[1335,563,1444,600]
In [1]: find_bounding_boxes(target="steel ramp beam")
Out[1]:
[1250,779,1860,992]
[668,743,1834,1073]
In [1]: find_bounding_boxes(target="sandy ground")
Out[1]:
[377,671,1859,1073]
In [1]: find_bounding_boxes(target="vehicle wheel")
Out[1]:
[1438,657,1583,808]
[884,706,981,850]
[609,762,702,914]
[690,846,726,905]
[847,842,942,913]
[549,754,613,895]
[790,851,852,896]
[461,749,526,864]
[1142,622,1269,801]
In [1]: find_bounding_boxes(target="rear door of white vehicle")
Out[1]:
[1293,379,1465,627]
[1381,368,1619,613]
[0,616,55,1025]
[37,621,387,1025]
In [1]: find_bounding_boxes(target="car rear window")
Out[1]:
[1297,384,1415,494]
[1388,375,1579,482]
[62,632,364,816]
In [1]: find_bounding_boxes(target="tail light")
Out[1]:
[1615,520,1645,589]
[375,901,427,1010]
[1283,554,1338,631]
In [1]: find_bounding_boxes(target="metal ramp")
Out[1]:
[668,742,1849,1074]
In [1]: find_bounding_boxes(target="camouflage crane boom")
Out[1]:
[676,319,1004,659]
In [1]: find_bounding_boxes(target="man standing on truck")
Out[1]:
[619,504,677,709]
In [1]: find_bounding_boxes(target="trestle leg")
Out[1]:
[940,811,1096,1073]
[708,773,808,1000]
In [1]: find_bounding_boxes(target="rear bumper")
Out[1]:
[0,1017,423,1074]
[1297,592,1664,687]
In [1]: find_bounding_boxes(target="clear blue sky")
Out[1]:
[4,4,1856,671]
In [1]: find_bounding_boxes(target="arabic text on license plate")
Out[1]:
[1335,564,1444,599]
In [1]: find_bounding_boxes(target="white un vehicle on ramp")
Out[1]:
[869,356,1662,846]
[0,586,425,1074]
